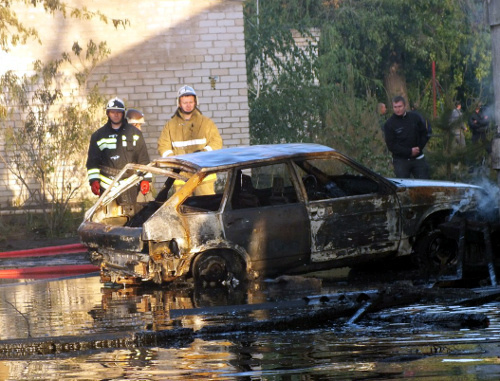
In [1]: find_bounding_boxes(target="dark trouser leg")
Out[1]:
[411,157,430,179]
[392,159,412,178]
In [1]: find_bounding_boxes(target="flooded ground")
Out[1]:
[1,254,500,380]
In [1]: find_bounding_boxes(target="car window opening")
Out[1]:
[179,171,228,214]
[231,164,299,210]
[295,158,380,201]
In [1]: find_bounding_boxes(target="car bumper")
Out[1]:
[78,221,144,253]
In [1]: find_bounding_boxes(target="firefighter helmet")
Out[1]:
[126,109,145,124]
[105,97,125,112]
[176,85,198,107]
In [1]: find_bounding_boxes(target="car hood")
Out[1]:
[388,178,482,190]
[388,177,499,221]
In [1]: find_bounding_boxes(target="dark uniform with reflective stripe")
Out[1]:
[86,120,151,202]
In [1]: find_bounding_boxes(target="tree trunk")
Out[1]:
[384,58,408,106]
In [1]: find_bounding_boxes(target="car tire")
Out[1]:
[415,228,458,276]
[192,250,244,287]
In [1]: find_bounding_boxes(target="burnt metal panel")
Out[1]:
[396,185,482,236]
[222,203,310,275]
[310,193,401,263]
[78,222,143,253]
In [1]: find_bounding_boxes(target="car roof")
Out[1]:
[155,143,335,171]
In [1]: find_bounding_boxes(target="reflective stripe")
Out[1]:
[205,145,214,151]
[97,137,117,150]
[97,134,140,149]
[87,168,100,181]
[172,138,207,148]
[100,174,114,188]
[162,150,173,158]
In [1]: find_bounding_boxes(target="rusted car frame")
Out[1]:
[78,143,497,285]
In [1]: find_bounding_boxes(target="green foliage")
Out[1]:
[318,0,491,103]
[427,96,495,182]
[0,40,108,236]
[244,0,318,90]
[0,3,40,51]
[249,71,322,145]
[244,0,321,144]
[320,68,392,176]
[244,0,492,180]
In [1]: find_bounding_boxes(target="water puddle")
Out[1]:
[0,267,500,379]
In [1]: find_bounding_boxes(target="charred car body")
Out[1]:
[78,144,498,285]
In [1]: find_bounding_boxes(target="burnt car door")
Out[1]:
[222,162,310,275]
[294,156,401,265]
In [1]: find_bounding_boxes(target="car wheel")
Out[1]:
[415,228,458,275]
[193,251,244,287]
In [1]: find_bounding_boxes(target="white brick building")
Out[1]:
[0,0,249,208]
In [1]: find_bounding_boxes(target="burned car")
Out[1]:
[78,143,496,285]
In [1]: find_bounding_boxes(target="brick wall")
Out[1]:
[0,0,249,208]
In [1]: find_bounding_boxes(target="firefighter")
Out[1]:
[86,97,151,202]
[125,108,145,130]
[158,85,223,195]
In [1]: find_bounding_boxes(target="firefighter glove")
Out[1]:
[91,180,101,196]
[140,180,150,195]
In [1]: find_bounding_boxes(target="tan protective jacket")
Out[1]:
[158,109,223,157]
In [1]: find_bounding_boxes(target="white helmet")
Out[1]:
[176,85,198,107]
[106,97,125,112]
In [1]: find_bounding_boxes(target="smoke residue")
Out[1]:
[448,177,500,222]
[472,177,500,221]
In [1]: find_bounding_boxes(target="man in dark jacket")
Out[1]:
[86,97,151,201]
[468,105,489,144]
[383,95,430,179]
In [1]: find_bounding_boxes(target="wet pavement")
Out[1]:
[1,254,500,379]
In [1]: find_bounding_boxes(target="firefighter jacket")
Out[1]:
[86,120,151,190]
[157,108,223,158]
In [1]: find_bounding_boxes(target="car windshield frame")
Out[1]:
[85,162,194,217]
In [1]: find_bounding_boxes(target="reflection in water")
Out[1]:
[1,274,500,379]
[0,275,103,340]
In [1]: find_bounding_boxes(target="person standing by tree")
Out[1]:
[383,95,430,179]
[86,97,151,200]
[158,85,223,195]
[468,105,489,145]
[450,101,466,147]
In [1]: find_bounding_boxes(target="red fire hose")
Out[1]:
[0,243,87,259]
[0,265,99,279]
[0,243,99,279]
